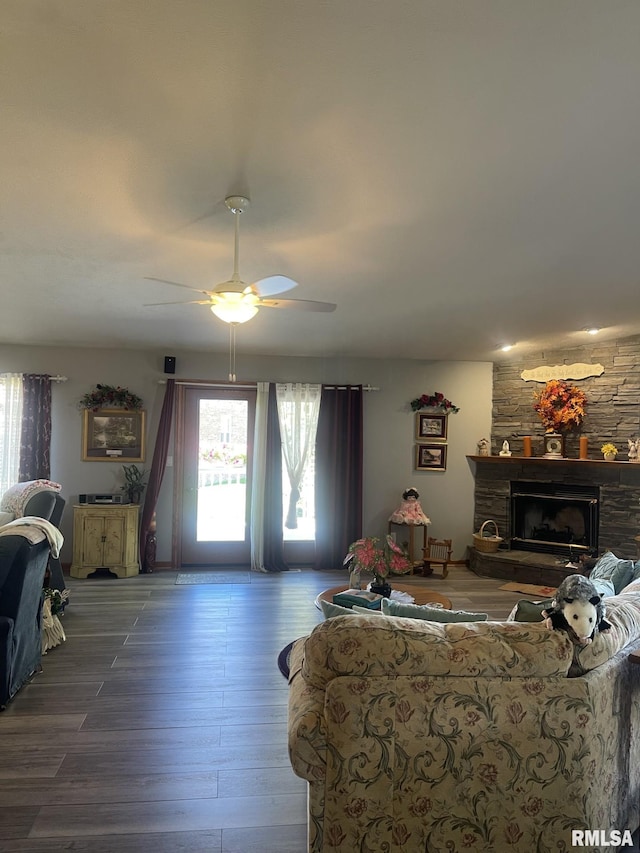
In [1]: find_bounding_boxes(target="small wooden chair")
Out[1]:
[422,537,453,579]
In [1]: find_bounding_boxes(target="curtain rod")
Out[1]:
[159,379,379,391]
[0,374,68,382]
[322,384,379,392]
[158,379,256,390]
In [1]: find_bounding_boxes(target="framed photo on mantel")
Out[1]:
[82,408,146,462]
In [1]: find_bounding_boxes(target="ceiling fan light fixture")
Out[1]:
[210,298,259,324]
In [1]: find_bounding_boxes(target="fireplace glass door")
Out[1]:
[510,482,599,555]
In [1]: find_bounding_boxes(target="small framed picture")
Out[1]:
[82,408,146,462]
[416,413,447,441]
[415,443,447,471]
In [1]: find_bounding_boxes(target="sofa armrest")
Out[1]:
[288,638,327,783]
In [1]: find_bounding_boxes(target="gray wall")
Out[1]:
[0,344,493,565]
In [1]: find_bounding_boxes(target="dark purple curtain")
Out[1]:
[19,374,52,481]
[314,385,363,570]
[140,379,176,571]
[263,384,289,572]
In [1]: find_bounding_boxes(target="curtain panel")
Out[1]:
[276,383,321,529]
[19,374,51,481]
[140,378,176,570]
[314,385,363,571]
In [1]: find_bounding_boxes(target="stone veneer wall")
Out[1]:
[492,333,640,459]
[473,333,640,557]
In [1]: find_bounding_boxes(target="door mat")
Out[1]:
[499,582,557,597]
[175,571,251,585]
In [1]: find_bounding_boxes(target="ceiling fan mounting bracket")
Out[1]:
[225,195,250,215]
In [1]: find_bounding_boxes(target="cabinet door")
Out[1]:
[82,516,107,566]
[103,515,126,566]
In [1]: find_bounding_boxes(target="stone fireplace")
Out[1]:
[471,456,640,560]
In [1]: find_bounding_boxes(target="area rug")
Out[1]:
[175,571,251,585]
[278,640,297,679]
[499,582,557,597]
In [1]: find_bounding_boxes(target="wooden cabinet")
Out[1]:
[70,504,140,578]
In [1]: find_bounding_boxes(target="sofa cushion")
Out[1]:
[380,598,488,622]
[301,615,574,689]
[590,551,635,594]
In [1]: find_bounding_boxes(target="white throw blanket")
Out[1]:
[0,516,64,558]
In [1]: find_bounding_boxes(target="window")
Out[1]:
[0,374,22,494]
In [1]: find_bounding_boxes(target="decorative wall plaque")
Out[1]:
[521,363,604,383]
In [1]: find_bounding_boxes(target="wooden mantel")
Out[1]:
[467,455,640,471]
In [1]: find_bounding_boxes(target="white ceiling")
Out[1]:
[3,1,640,363]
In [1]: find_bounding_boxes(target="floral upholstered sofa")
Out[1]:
[288,579,640,853]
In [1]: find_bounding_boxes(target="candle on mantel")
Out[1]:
[579,436,589,460]
[522,436,532,457]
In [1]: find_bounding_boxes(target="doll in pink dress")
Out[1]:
[389,487,431,525]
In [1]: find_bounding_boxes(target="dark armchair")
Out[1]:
[0,536,50,708]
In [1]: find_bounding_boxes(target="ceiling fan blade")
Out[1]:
[252,275,299,297]
[144,276,211,296]
[259,297,337,312]
[144,299,212,306]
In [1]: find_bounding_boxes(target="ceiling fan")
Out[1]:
[145,195,337,324]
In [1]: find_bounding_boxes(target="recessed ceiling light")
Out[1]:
[499,344,514,352]
[585,327,600,335]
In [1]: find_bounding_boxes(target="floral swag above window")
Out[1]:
[78,384,144,411]
[410,392,460,413]
[533,379,586,433]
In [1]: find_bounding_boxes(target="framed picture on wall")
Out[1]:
[82,408,146,462]
[415,443,447,471]
[416,413,447,441]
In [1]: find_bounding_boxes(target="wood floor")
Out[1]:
[0,568,612,851]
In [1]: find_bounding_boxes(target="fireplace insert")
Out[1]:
[510,481,599,556]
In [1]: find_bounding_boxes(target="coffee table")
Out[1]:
[315,584,452,611]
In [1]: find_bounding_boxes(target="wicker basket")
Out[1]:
[472,519,503,553]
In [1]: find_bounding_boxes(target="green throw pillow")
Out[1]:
[352,605,383,616]
[510,598,553,623]
[320,599,363,619]
[380,599,488,622]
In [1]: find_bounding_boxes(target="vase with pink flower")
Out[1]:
[343,535,412,597]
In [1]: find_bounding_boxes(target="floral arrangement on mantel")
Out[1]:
[533,379,587,433]
[410,392,460,413]
[343,535,413,585]
[78,384,143,411]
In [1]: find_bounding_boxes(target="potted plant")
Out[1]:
[601,443,618,461]
[343,535,413,597]
[121,464,148,503]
